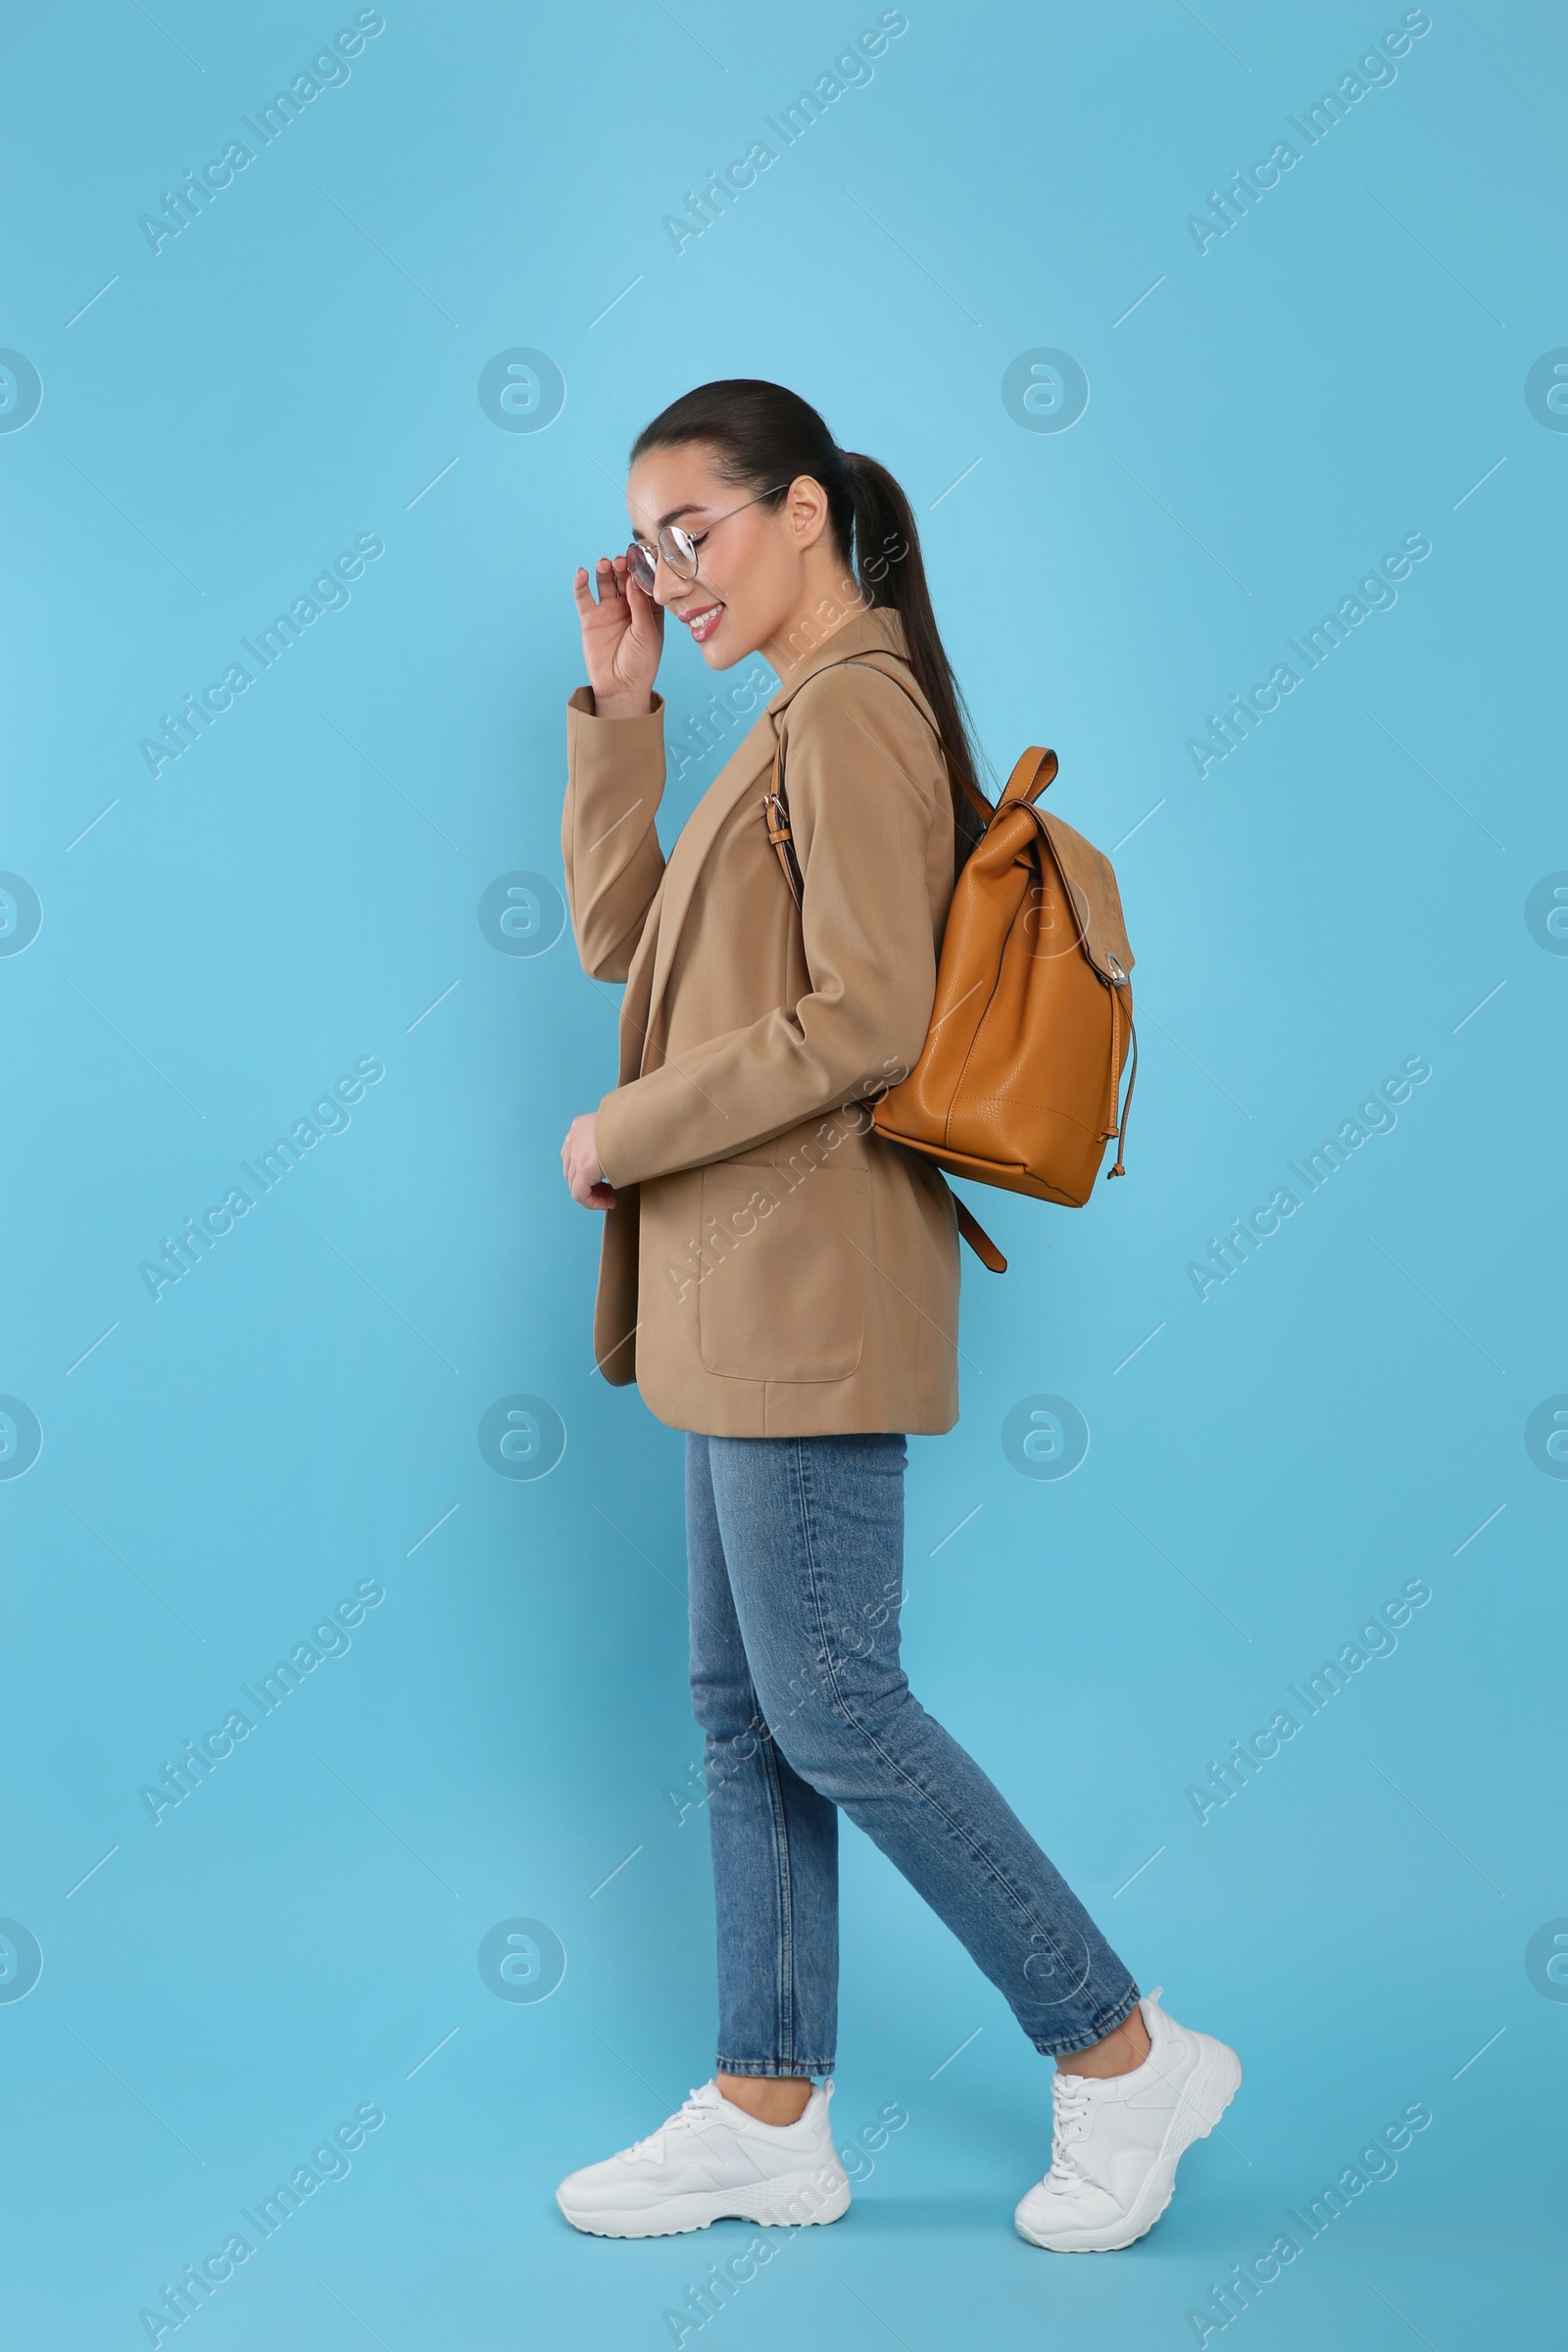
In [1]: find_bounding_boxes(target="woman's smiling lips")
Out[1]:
[679,600,725,644]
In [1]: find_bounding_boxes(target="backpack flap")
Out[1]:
[1034,811,1136,998]
[993,748,1134,996]
[1029,809,1138,1177]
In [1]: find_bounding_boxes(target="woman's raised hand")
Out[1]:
[572,554,662,719]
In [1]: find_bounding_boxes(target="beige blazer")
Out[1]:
[561,606,962,1437]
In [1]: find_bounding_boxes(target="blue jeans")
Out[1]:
[686,1432,1141,2075]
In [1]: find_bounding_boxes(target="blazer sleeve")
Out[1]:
[594,663,946,1188]
[561,686,668,983]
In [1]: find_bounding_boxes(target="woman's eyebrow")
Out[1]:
[625,497,714,534]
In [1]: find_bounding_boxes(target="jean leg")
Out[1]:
[685,1434,839,2078]
[706,1433,1141,2057]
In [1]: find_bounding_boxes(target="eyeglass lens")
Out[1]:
[626,527,697,593]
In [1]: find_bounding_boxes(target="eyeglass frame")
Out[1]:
[625,483,791,598]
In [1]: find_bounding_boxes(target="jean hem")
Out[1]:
[1030,1983,1143,2059]
[715,2057,833,2079]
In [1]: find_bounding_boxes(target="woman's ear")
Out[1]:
[785,473,832,550]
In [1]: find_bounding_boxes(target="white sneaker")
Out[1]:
[1014,1987,1241,2253]
[556,2079,851,2239]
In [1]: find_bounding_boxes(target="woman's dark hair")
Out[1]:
[629,378,992,868]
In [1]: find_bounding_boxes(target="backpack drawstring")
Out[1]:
[1105,960,1136,1179]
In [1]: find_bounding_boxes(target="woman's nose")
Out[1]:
[651,550,686,606]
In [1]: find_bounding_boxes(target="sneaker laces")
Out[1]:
[1039,1993,1165,2192]
[1042,2073,1098,2187]
[625,2082,723,2161]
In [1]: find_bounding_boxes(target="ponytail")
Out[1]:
[629,379,993,873]
[841,448,990,866]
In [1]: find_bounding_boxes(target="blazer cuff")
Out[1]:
[594,1080,642,1191]
[567,684,664,727]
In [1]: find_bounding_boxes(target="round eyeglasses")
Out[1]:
[625,483,789,597]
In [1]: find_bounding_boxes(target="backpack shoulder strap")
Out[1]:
[764,654,992,903]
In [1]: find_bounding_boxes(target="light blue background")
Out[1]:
[3,3,1563,2345]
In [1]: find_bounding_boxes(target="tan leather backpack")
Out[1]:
[763,660,1137,1273]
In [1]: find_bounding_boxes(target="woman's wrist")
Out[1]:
[591,686,654,720]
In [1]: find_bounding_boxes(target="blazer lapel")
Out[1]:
[635,609,914,1062]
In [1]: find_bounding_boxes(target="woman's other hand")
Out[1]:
[561,1112,615,1209]
[571,554,662,719]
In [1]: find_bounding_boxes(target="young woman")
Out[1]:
[554,380,1240,2250]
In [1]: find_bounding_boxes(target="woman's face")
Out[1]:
[624,443,835,669]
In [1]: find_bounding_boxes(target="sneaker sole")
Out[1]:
[557,2164,852,2240]
[1014,2034,1243,2255]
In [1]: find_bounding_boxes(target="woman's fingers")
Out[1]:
[572,560,630,613]
[561,1117,611,1208]
[623,567,664,659]
[631,569,664,632]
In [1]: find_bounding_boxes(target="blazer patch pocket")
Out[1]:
[697,1161,871,1384]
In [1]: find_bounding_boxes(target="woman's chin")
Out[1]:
[701,627,756,669]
